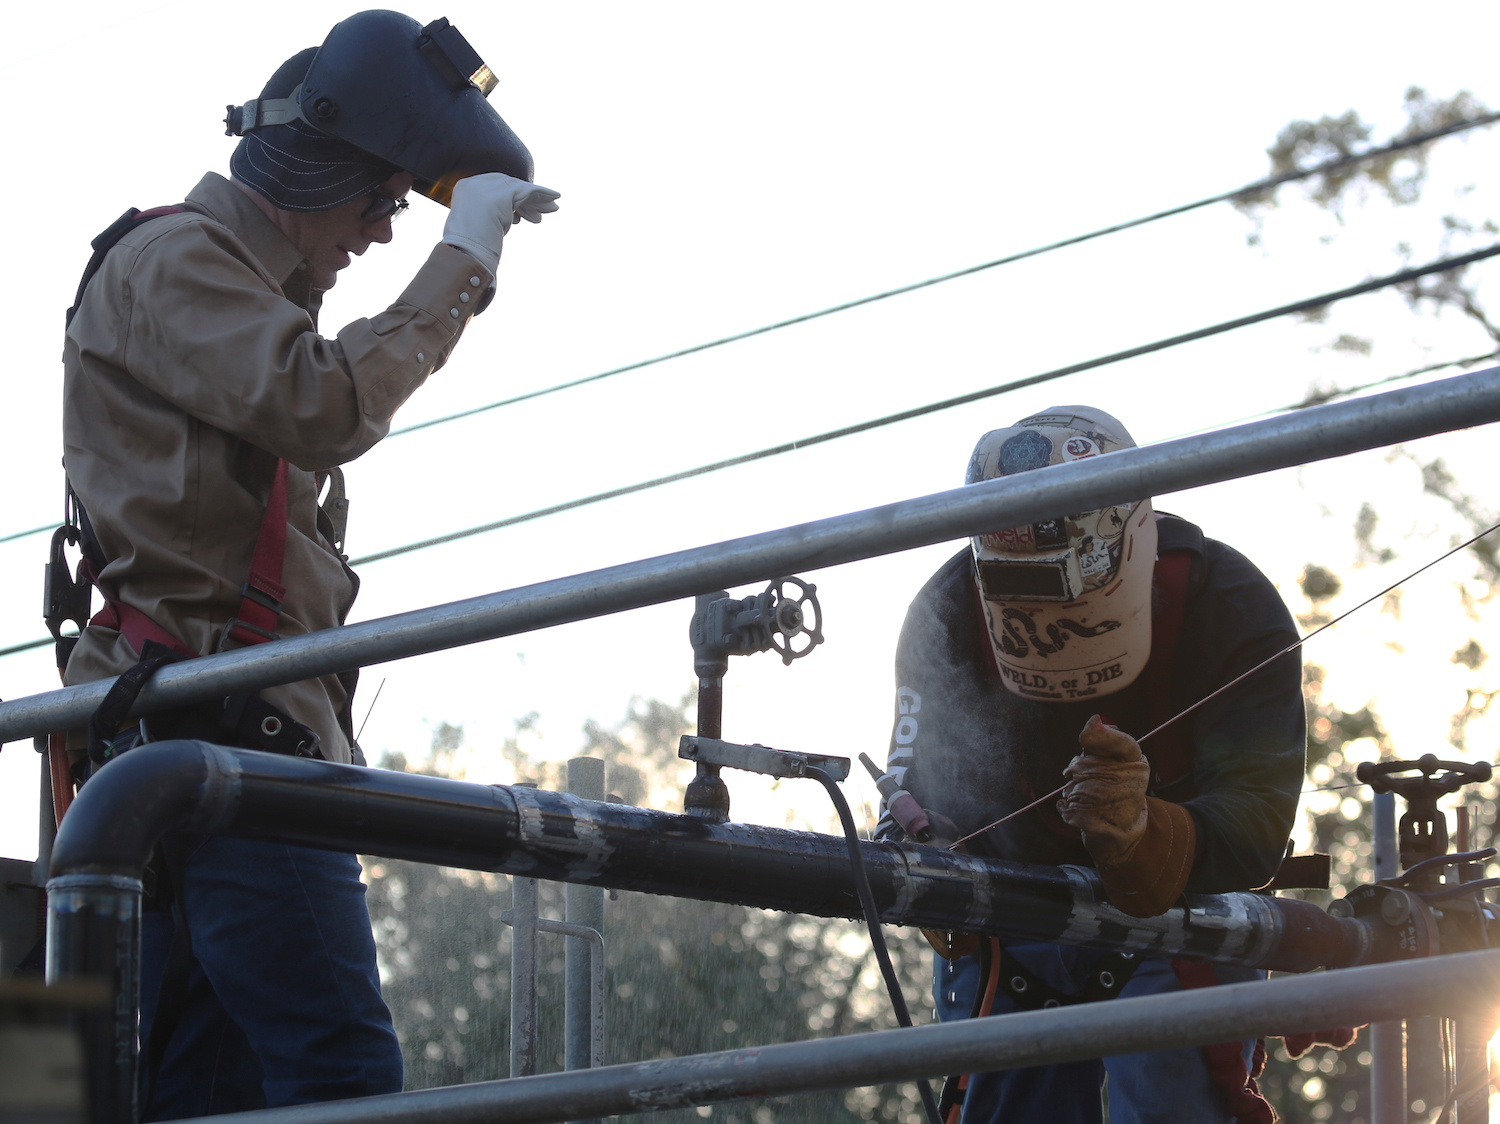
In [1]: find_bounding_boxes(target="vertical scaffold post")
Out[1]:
[1369,791,1405,1124]
[1453,808,1491,1124]
[36,742,56,886]
[565,755,605,1122]
[509,783,540,1079]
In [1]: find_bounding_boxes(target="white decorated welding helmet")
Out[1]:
[966,406,1157,703]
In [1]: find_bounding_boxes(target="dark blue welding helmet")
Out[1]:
[226,11,534,206]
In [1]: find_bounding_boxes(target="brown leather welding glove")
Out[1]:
[1058,715,1196,917]
[1093,797,1197,917]
[1057,715,1151,863]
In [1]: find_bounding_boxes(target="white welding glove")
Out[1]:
[443,172,561,274]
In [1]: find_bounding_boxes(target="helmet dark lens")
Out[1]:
[978,559,1070,600]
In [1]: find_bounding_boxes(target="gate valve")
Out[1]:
[1356,756,1492,880]
[684,576,825,823]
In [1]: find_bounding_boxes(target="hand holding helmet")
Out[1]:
[1057,715,1151,865]
[443,172,561,273]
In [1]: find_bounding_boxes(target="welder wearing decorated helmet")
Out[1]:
[226,11,557,281]
[966,406,1195,917]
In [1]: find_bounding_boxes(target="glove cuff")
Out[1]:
[443,237,501,276]
[1096,797,1196,918]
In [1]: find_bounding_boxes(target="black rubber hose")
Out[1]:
[1393,847,1497,886]
[1412,878,1500,903]
[805,766,943,1124]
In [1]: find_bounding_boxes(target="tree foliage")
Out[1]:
[1237,89,1500,1122]
[365,698,938,1123]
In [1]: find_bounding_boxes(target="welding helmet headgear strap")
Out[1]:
[229,47,398,213]
[226,12,534,207]
[967,406,1157,703]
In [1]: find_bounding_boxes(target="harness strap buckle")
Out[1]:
[239,581,283,614]
[218,617,281,652]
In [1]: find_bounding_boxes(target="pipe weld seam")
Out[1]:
[186,742,243,835]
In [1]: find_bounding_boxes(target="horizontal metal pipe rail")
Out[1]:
[7,367,1500,743]
[173,950,1500,1124]
[52,742,1373,975]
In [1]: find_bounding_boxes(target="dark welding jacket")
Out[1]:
[876,513,1305,894]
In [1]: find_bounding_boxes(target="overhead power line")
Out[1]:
[0,111,1492,555]
[387,110,1500,440]
[5,256,1496,665]
[0,524,52,547]
[0,636,48,659]
[347,242,1500,566]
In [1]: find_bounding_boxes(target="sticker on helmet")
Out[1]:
[1032,519,1068,550]
[1062,436,1098,461]
[998,430,1054,476]
[1079,537,1113,578]
[1096,508,1127,537]
[979,524,1036,552]
[994,606,1121,659]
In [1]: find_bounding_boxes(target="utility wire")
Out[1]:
[0,636,49,659]
[0,112,1492,555]
[387,111,1500,440]
[3,250,1496,660]
[0,524,53,547]
[350,243,1500,566]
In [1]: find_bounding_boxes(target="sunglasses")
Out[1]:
[361,192,410,224]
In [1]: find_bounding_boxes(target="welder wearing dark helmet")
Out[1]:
[60,12,556,1117]
[876,407,1306,1124]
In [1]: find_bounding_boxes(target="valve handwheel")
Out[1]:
[768,577,824,665]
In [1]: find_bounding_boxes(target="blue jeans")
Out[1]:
[138,835,403,1119]
[934,944,1261,1124]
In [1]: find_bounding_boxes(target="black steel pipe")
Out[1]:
[50,742,1387,1124]
[46,873,141,1124]
[54,742,1373,974]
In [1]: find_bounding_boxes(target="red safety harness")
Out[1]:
[1142,547,1195,795]
[57,205,321,773]
[83,457,290,657]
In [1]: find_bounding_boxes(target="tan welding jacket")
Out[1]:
[62,172,494,762]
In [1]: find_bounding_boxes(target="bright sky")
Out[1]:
[4,2,1500,860]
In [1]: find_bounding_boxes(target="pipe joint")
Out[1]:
[50,740,236,879]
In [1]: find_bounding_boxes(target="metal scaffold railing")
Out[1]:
[4,367,1500,745]
[160,951,1500,1124]
[29,366,1500,1124]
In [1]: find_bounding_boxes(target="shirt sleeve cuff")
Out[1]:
[399,243,497,332]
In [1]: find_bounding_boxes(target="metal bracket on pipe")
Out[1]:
[679,736,850,782]
[499,912,606,1070]
[541,920,604,1071]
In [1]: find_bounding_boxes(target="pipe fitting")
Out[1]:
[50,740,240,879]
